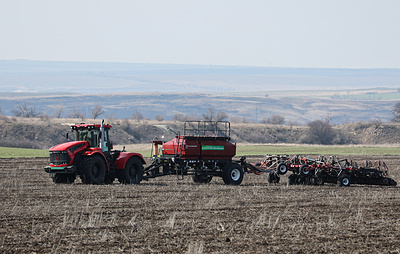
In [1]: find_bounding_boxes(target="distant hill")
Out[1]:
[1,60,400,124]
[1,60,400,94]
[0,90,398,124]
[1,117,400,150]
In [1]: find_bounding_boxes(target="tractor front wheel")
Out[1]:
[81,156,106,184]
[222,163,244,185]
[118,157,144,184]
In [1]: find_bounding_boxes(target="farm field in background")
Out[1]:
[0,156,399,253]
[0,147,49,158]
[3,144,400,158]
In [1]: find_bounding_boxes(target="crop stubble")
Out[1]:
[0,156,399,253]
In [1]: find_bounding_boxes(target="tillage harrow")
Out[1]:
[251,154,397,187]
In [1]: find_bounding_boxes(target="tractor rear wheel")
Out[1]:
[276,163,288,175]
[52,173,76,184]
[192,175,213,184]
[222,163,244,185]
[118,157,144,184]
[81,156,106,184]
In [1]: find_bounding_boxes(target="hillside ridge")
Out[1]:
[1,117,400,150]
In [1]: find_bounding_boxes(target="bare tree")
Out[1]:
[68,108,85,120]
[203,107,228,121]
[155,114,164,121]
[132,111,144,122]
[54,104,64,118]
[202,107,216,121]
[391,101,400,122]
[216,111,228,121]
[92,105,104,119]
[303,119,336,144]
[173,113,187,122]
[263,115,285,125]
[11,102,40,118]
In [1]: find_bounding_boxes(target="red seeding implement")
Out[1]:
[286,155,397,187]
[44,120,397,187]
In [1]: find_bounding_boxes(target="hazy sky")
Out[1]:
[1,0,399,68]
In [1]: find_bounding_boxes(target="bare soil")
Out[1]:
[1,156,400,253]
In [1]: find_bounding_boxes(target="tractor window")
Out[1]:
[102,129,110,152]
[75,129,99,147]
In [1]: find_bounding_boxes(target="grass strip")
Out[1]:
[0,147,49,158]
[2,144,400,158]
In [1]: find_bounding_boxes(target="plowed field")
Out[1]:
[0,156,399,253]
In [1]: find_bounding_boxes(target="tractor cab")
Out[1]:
[71,122,112,153]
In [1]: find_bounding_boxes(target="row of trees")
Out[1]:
[2,102,105,120]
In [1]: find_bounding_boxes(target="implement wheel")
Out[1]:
[222,163,244,185]
[314,176,324,186]
[118,157,144,184]
[300,164,310,175]
[338,175,351,187]
[192,175,213,184]
[81,156,106,184]
[276,163,288,175]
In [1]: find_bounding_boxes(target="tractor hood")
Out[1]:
[49,141,88,153]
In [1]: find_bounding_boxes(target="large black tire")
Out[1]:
[192,175,213,184]
[314,176,324,186]
[118,157,144,184]
[81,156,106,184]
[383,177,390,186]
[267,172,280,184]
[338,175,351,187]
[222,163,244,185]
[288,174,298,185]
[276,163,288,175]
[52,173,76,184]
[296,175,306,184]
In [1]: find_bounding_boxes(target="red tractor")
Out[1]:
[44,120,145,184]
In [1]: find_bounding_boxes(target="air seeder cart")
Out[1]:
[143,121,281,185]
